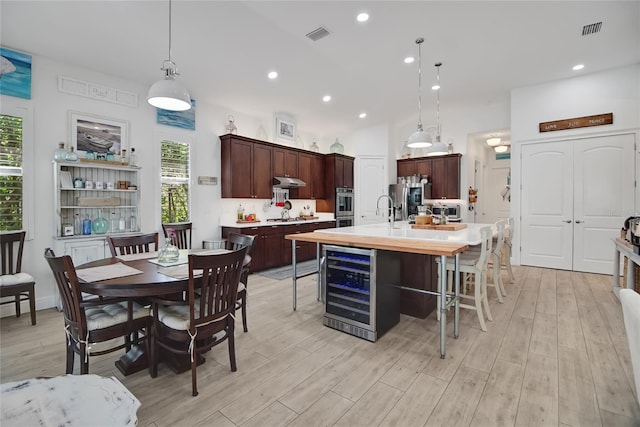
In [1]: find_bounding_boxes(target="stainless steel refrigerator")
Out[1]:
[389,183,432,220]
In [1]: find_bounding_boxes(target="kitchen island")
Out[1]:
[286,221,494,358]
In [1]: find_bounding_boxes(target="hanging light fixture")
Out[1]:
[147,0,191,111]
[425,62,448,156]
[494,145,509,153]
[407,38,432,148]
[486,137,501,146]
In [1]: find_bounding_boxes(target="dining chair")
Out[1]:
[504,217,516,283]
[436,226,493,331]
[149,247,248,396]
[225,232,257,332]
[108,233,159,257]
[43,248,150,374]
[162,222,192,249]
[1,231,36,325]
[466,220,507,303]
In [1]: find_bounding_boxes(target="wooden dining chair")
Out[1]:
[150,247,248,396]
[225,232,257,332]
[43,248,150,374]
[108,233,159,257]
[1,231,36,325]
[162,222,192,249]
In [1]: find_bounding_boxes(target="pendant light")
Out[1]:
[407,38,433,148]
[425,62,448,156]
[486,136,501,146]
[147,0,191,111]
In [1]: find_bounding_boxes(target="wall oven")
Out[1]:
[335,187,354,217]
[336,216,355,228]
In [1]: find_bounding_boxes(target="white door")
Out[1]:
[573,134,635,273]
[355,156,387,225]
[521,133,636,274]
[521,141,574,270]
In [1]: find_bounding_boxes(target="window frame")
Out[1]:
[0,100,34,238]
[156,130,194,229]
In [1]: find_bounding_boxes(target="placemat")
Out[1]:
[158,265,203,280]
[116,251,158,262]
[76,263,143,282]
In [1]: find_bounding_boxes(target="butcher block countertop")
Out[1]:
[285,221,483,257]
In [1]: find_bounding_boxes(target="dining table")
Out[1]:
[76,248,228,376]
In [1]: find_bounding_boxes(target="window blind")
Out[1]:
[0,114,23,231]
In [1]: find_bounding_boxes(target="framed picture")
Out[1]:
[69,111,128,157]
[59,171,73,189]
[156,98,196,130]
[275,113,296,142]
[0,47,32,99]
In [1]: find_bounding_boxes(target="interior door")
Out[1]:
[573,134,635,274]
[521,141,573,270]
[356,156,387,225]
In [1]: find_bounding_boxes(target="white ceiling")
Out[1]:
[2,1,639,137]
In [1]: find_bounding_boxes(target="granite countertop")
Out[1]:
[220,216,336,228]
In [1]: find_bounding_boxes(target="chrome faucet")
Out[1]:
[376,194,395,228]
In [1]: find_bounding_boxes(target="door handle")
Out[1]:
[575,220,582,224]
[563,219,572,223]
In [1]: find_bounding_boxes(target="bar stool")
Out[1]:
[436,226,493,332]
[504,217,516,283]
[467,220,506,303]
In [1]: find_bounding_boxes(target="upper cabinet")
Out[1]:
[221,134,273,199]
[396,153,461,199]
[325,154,354,189]
[273,147,299,178]
[295,152,325,199]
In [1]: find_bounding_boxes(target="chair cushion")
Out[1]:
[157,302,200,331]
[238,282,246,292]
[243,254,252,267]
[0,273,35,286]
[86,302,149,331]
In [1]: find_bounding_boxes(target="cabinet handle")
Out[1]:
[563,219,572,223]
[575,220,583,224]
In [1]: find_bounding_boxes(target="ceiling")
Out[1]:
[2,1,639,137]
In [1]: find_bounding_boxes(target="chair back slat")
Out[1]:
[476,226,493,269]
[1,231,25,275]
[162,223,192,250]
[43,248,87,337]
[108,233,158,257]
[226,233,257,256]
[494,220,506,256]
[188,248,247,332]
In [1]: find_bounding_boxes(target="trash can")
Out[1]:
[202,239,226,249]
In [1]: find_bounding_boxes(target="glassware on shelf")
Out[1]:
[92,211,109,234]
[54,142,69,161]
[158,237,179,263]
[82,215,92,235]
[310,139,319,153]
[129,211,137,232]
[225,115,238,135]
[330,138,344,154]
[65,146,79,161]
[110,212,118,233]
[121,149,128,164]
[129,148,137,166]
[85,150,95,160]
[118,214,126,232]
[74,213,82,235]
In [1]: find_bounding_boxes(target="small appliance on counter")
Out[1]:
[623,215,640,253]
[428,203,461,222]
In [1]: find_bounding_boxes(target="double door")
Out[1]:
[521,133,636,274]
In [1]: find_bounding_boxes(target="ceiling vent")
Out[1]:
[582,22,602,36]
[306,26,330,42]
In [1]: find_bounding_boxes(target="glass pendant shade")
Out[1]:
[494,145,509,153]
[147,74,191,111]
[486,137,501,147]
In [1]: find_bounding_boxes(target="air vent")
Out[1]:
[582,22,602,36]
[306,26,330,42]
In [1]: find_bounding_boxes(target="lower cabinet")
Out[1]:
[399,253,438,318]
[222,221,336,272]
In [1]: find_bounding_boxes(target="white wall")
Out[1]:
[510,64,640,265]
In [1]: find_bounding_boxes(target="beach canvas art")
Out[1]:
[157,99,196,130]
[0,47,32,99]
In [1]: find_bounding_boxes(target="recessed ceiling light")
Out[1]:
[356,12,369,22]
[572,64,584,71]
[359,112,367,119]
[404,57,414,64]
[322,95,331,102]
[431,84,440,91]
[267,71,278,79]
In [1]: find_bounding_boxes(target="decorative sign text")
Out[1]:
[539,113,613,133]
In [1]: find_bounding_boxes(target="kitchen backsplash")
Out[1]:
[220,198,334,222]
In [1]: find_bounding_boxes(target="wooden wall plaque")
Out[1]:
[539,113,613,133]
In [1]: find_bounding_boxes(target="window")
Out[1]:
[0,114,24,231]
[160,139,191,223]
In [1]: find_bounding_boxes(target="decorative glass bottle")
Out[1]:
[54,142,69,161]
[73,213,82,235]
[310,139,319,153]
[128,148,137,166]
[92,211,109,234]
[65,146,79,161]
[82,215,92,235]
[158,237,180,263]
[329,138,344,154]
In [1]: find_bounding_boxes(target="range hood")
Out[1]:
[273,176,307,188]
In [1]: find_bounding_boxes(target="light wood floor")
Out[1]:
[2,266,639,426]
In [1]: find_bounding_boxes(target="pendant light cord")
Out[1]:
[435,62,442,141]
[168,0,173,63]
[416,38,424,130]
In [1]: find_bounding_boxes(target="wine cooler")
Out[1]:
[322,245,400,342]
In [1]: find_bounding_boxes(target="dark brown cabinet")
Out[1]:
[295,152,325,199]
[396,153,461,199]
[221,134,273,199]
[273,147,299,178]
[399,253,438,318]
[316,154,355,213]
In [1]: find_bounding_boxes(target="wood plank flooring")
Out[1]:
[1,266,639,426]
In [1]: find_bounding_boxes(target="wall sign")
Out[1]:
[539,113,613,132]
